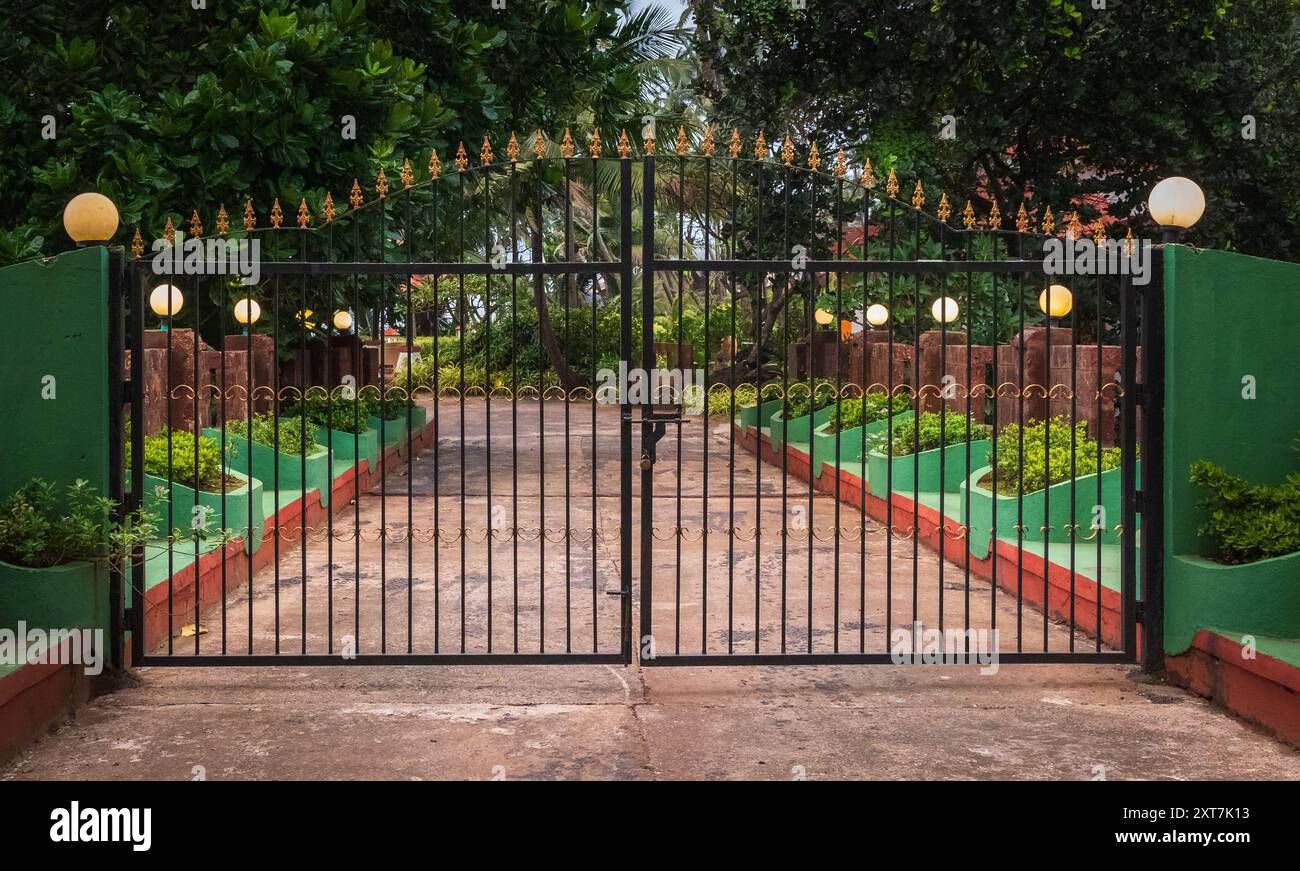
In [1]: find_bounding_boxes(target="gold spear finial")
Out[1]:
[832,148,846,179]
[243,199,256,231]
[862,158,875,190]
[533,129,546,160]
[189,209,203,239]
[1067,210,1083,239]
[617,129,632,159]
[589,128,602,158]
[754,130,767,160]
[988,201,1002,228]
[1125,226,1135,257]
[701,125,715,158]
[400,158,414,189]
[131,228,144,258]
[728,128,741,159]
[349,179,363,210]
[216,204,230,235]
[507,132,520,163]
[163,216,176,244]
[808,141,821,172]
[297,198,310,228]
[323,192,336,223]
[1042,205,1055,235]
[1016,202,1029,234]
[675,126,689,156]
[780,132,795,166]
[454,142,469,172]
[480,135,494,167]
[1093,221,1108,244]
[269,199,283,229]
[885,168,899,198]
[561,128,575,159]
[962,200,976,230]
[937,192,951,223]
[375,168,389,198]
[428,150,442,181]
[642,126,655,156]
[911,180,925,210]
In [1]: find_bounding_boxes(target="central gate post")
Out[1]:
[638,154,656,662]
[619,157,635,665]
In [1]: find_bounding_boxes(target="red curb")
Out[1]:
[1166,630,1300,747]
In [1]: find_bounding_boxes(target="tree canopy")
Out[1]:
[0,0,683,262]
[691,0,1300,259]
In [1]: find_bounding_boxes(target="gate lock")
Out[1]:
[638,411,683,470]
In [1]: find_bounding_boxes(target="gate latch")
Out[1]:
[639,410,682,469]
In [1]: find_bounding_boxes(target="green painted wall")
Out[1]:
[1163,245,1300,655]
[0,247,111,498]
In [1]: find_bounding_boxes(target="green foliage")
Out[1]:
[706,383,758,417]
[1,1,688,265]
[831,391,911,432]
[140,428,226,491]
[227,413,318,457]
[783,379,838,420]
[694,0,1300,261]
[891,412,992,456]
[0,478,156,570]
[993,417,1121,495]
[290,394,370,435]
[1190,453,1300,564]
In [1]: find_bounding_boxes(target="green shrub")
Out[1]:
[705,384,758,417]
[291,395,370,435]
[783,379,838,420]
[227,413,318,456]
[140,428,226,490]
[993,417,1121,495]
[1190,458,1300,564]
[831,391,911,432]
[891,411,992,456]
[0,478,156,570]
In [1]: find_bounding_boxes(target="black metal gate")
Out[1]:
[112,129,1158,668]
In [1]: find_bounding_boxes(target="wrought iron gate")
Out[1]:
[112,129,1159,668]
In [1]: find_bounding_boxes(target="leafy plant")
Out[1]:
[830,391,911,432]
[993,417,1121,495]
[0,478,156,571]
[138,428,227,491]
[289,394,370,435]
[891,411,992,456]
[227,413,318,457]
[783,379,838,420]
[1190,451,1300,564]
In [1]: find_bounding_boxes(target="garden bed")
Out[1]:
[141,468,265,554]
[0,559,109,638]
[867,439,991,496]
[768,404,837,450]
[960,463,1130,561]
[810,410,913,478]
[314,425,379,470]
[204,427,332,508]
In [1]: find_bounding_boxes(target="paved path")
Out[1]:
[4,400,1298,779]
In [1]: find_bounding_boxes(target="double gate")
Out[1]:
[111,134,1161,669]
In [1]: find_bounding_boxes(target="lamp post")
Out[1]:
[1147,176,1205,244]
[150,284,184,329]
[930,296,959,325]
[63,193,119,246]
[234,298,261,335]
[1038,284,1073,327]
